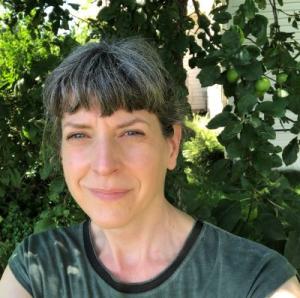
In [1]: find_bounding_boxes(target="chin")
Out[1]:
[88,212,134,231]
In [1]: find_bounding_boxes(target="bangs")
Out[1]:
[44,39,168,119]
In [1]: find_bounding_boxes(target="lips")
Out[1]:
[86,187,131,201]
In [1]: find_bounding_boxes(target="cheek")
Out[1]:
[123,142,169,176]
[61,147,89,180]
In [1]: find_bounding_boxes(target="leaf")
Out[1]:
[98,6,117,21]
[34,217,56,233]
[219,122,243,141]
[246,14,268,45]
[254,0,267,9]
[198,65,221,87]
[236,61,264,80]
[0,186,5,198]
[252,151,273,171]
[9,168,22,188]
[213,199,241,232]
[250,116,262,128]
[270,154,282,168]
[244,0,257,19]
[213,11,232,24]
[207,111,235,129]
[284,231,300,269]
[198,13,210,29]
[256,99,287,117]
[226,140,244,158]
[49,178,65,194]
[231,160,246,182]
[292,20,298,29]
[235,46,260,65]
[276,0,283,6]
[210,159,231,181]
[288,94,300,114]
[283,137,299,166]
[69,3,80,10]
[257,213,286,240]
[256,123,276,140]
[237,94,257,114]
[221,29,241,50]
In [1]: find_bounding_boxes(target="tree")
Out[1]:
[0,0,300,274]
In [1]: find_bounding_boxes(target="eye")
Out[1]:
[66,132,87,140]
[123,130,145,137]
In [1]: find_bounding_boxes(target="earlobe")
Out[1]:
[167,124,182,170]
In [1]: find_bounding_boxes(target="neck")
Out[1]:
[89,199,195,282]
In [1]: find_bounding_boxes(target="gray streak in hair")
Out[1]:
[43,37,185,148]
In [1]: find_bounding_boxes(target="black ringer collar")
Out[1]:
[83,219,202,294]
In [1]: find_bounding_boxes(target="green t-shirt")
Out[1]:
[8,220,296,297]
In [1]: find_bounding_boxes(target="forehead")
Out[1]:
[61,108,160,129]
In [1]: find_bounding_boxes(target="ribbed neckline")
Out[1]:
[83,219,203,294]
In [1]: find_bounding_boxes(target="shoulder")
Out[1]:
[9,220,86,270]
[196,221,297,297]
[22,220,85,248]
[7,221,88,297]
[202,221,273,257]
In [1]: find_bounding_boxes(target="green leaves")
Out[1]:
[237,93,257,114]
[285,231,300,270]
[198,65,221,87]
[257,213,286,240]
[213,11,232,24]
[283,137,299,166]
[213,199,242,232]
[236,61,264,80]
[221,28,241,51]
[256,99,287,117]
[219,121,243,142]
[246,14,268,45]
[244,0,258,19]
[207,111,236,129]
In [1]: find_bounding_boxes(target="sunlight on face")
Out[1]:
[61,108,181,229]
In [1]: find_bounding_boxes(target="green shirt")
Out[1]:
[8,220,296,297]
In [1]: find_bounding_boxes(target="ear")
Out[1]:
[167,124,182,170]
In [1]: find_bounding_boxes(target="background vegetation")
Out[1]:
[1,0,300,275]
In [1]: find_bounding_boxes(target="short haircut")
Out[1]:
[43,37,185,148]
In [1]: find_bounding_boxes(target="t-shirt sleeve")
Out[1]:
[8,238,33,296]
[247,250,297,298]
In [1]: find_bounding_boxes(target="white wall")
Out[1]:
[185,0,224,116]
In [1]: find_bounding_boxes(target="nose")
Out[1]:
[90,137,119,176]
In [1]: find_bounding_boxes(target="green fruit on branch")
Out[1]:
[255,76,271,93]
[277,88,289,98]
[226,68,239,83]
[276,72,288,84]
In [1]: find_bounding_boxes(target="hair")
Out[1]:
[43,37,186,149]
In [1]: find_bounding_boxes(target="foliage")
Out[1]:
[1,0,300,276]
[180,115,225,220]
[0,2,85,274]
[194,0,300,271]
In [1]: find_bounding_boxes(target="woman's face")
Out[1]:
[61,107,181,229]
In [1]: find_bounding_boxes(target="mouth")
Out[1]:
[86,188,131,201]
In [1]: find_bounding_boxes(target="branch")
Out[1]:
[277,8,300,18]
[268,0,280,34]
[191,0,201,23]
[69,12,92,25]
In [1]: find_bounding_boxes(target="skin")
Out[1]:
[60,107,194,282]
[1,107,300,296]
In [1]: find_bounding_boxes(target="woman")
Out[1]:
[0,38,299,297]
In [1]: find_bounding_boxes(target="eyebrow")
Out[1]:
[62,117,150,129]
